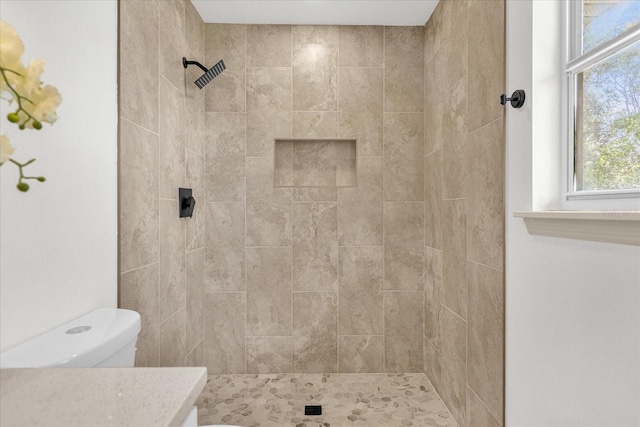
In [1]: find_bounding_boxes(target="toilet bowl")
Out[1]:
[0,308,141,368]
[0,308,240,427]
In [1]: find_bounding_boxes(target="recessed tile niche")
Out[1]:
[274,139,357,188]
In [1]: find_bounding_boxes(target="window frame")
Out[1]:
[564,0,640,201]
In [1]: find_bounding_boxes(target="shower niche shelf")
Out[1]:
[274,138,357,188]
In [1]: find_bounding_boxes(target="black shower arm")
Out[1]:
[182,57,209,73]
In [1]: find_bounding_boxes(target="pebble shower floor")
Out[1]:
[196,373,458,426]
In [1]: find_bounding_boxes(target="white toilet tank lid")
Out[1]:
[0,308,141,368]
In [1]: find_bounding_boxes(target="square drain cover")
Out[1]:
[305,405,322,416]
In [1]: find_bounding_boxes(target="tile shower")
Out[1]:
[118,0,505,426]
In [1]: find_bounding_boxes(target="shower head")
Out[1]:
[182,57,226,89]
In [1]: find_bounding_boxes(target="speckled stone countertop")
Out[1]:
[0,367,207,427]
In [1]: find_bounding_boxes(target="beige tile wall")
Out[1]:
[119,3,505,422]
[423,1,505,426]
[119,0,205,367]
[204,23,425,375]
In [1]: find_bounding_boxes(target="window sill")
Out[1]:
[513,211,640,246]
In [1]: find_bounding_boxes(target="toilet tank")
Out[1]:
[0,308,141,368]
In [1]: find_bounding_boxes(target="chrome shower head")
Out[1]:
[182,57,226,89]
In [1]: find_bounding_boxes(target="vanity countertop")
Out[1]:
[0,367,207,427]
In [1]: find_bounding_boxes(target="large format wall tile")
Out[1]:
[119,119,159,273]
[467,119,504,271]
[159,77,186,199]
[384,291,423,372]
[385,26,424,112]
[185,64,205,155]
[425,97,444,156]
[424,51,443,155]
[443,199,467,320]
[292,203,338,291]
[120,263,159,367]
[119,0,205,372]
[424,150,443,250]
[441,306,467,427]
[424,48,443,104]
[246,336,293,374]
[337,157,383,246]
[205,203,245,292]
[468,261,504,425]
[292,112,338,138]
[246,248,292,336]
[384,113,424,201]
[339,26,383,68]
[185,0,204,59]
[467,386,502,427]
[339,68,383,156]
[424,335,442,393]
[247,67,292,156]
[422,1,505,424]
[185,339,204,367]
[293,26,338,111]
[120,0,158,131]
[424,3,443,63]
[293,292,338,373]
[186,149,204,252]
[293,187,337,202]
[468,0,505,133]
[338,247,383,335]
[205,24,245,112]
[159,308,186,367]
[442,0,468,90]
[159,0,186,91]
[338,335,384,373]
[443,76,467,199]
[186,248,204,355]
[384,203,425,291]
[246,157,292,246]
[205,112,245,202]
[247,25,292,67]
[205,292,246,374]
[159,199,186,322]
[424,247,443,351]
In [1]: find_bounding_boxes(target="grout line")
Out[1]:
[443,303,467,324]
[468,384,503,426]
[120,116,160,136]
[244,24,248,376]
[204,290,246,295]
[290,24,295,373]
[155,0,161,367]
[337,334,385,337]
[291,290,339,293]
[338,66,384,69]
[120,261,159,276]
[382,25,386,374]
[244,245,295,249]
[425,334,443,358]
[468,115,504,138]
[336,25,341,374]
[467,258,505,273]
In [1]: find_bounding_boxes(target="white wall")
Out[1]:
[506,1,640,426]
[0,0,118,351]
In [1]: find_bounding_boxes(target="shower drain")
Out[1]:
[305,405,322,416]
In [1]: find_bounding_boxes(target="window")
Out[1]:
[566,0,640,199]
